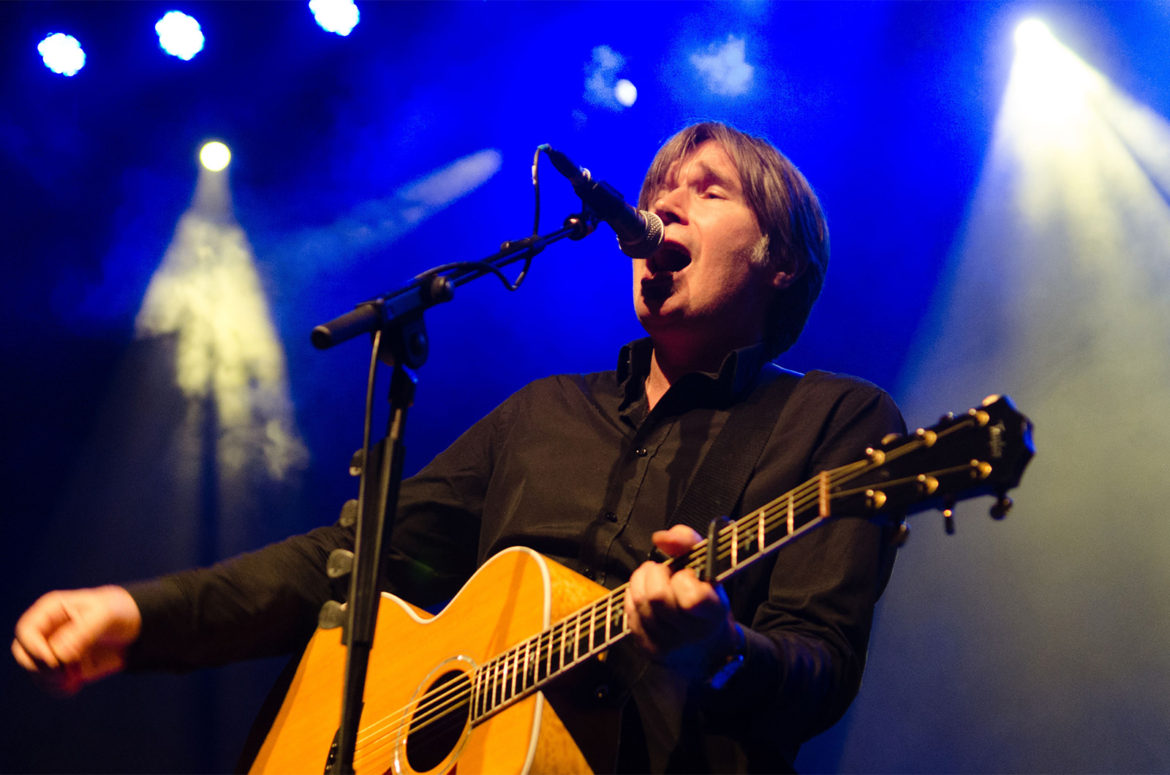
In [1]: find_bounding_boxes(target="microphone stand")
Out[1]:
[313,210,599,775]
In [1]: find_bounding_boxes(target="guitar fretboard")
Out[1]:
[468,464,876,725]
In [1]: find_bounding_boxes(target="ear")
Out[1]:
[769,269,798,290]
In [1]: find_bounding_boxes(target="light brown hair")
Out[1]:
[638,122,829,356]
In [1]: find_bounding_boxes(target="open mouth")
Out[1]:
[652,242,692,272]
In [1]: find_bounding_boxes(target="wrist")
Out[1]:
[706,620,746,690]
[101,585,143,643]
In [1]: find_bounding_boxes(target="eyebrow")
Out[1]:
[662,158,741,193]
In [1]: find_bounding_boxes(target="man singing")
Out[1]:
[14,122,904,773]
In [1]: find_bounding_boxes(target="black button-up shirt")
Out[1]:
[128,339,905,772]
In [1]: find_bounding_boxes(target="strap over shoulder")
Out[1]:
[669,365,803,535]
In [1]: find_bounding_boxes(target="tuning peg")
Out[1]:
[339,498,358,528]
[327,548,355,579]
[349,449,364,476]
[915,428,938,447]
[890,521,911,547]
[942,499,956,535]
[990,493,1013,520]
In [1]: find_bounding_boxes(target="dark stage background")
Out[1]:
[3,2,1169,772]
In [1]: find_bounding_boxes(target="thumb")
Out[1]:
[652,524,704,558]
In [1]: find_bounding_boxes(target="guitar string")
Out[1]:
[350,461,873,766]
[355,417,989,765]
[351,455,923,764]
[699,415,983,574]
[350,468,846,766]
[351,421,977,764]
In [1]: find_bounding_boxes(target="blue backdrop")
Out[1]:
[3,2,1168,772]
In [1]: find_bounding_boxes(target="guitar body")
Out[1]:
[250,547,606,775]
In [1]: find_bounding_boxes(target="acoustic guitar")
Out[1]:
[250,395,1034,774]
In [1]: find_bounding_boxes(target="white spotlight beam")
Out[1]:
[278,149,503,277]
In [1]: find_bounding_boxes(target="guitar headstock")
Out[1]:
[848,394,1035,530]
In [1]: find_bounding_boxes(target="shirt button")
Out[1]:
[634,447,648,457]
[604,511,617,522]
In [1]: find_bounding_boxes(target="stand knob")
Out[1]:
[327,548,355,579]
[339,498,358,528]
[318,600,346,630]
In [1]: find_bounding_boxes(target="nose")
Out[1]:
[651,185,687,226]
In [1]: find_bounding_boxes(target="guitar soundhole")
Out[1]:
[405,669,471,772]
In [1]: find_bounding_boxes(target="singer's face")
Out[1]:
[633,141,791,352]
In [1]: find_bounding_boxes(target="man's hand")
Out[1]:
[11,585,142,695]
[625,524,738,667]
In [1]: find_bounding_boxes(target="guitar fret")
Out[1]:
[472,664,482,719]
[522,637,532,691]
[552,620,564,674]
[573,612,582,661]
[510,647,518,700]
[818,471,829,518]
[562,618,572,667]
[493,655,503,707]
[787,492,795,535]
[545,624,553,677]
[730,520,738,568]
[500,654,510,705]
[757,508,766,552]
[484,660,493,711]
[482,662,491,717]
[497,656,506,706]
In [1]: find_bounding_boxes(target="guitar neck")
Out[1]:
[468,463,867,726]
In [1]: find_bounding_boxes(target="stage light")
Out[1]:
[1000,21,1106,150]
[893,34,1170,772]
[136,152,306,482]
[200,141,232,172]
[155,11,205,61]
[309,0,360,36]
[276,149,502,276]
[585,45,630,111]
[691,35,753,97]
[1014,18,1054,53]
[38,33,85,76]
[615,79,638,107]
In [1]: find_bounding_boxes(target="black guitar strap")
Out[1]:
[669,363,803,536]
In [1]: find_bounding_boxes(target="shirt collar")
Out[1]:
[616,337,773,412]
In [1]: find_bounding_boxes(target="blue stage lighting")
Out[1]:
[309,0,360,37]
[156,11,205,61]
[37,33,86,76]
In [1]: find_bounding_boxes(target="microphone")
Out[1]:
[539,144,664,258]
